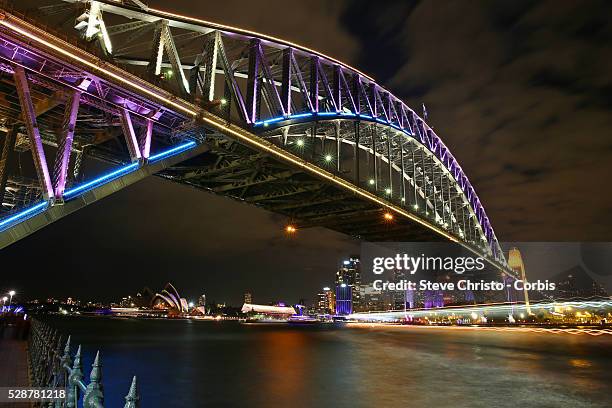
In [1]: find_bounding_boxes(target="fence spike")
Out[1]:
[66,345,83,408]
[64,336,71,356]
[123,376,140,408]
[90,351,103,384]
[73,345,82,369]
[84,350,104,407]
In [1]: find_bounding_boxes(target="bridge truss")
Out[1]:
[0,0,507,271]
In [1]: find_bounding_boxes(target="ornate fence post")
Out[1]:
[66,345,83,408]
[83,351,104,408]
[28,320,139,407]
[123,376,140,408]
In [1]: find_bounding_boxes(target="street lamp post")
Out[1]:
[2,296,7,306]
[8,290,15,306]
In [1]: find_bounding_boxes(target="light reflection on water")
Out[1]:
[45,317,612,408]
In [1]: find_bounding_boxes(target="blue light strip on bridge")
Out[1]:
[253,111,412,136]
[0,201,49,232]
[63,162,140,200]
[148,140,197,162]
[0,141,198,233]
[64,140,197,200]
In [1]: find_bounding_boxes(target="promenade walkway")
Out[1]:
[0,320,31,407]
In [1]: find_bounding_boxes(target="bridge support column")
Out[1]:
[13,65,54,200]
[428,153,437,221]
[139,119,153,159]
[246,39,261,124]
[120,109,142,162]
[335,121,341,173]
[281,48,292,115]
[310,56,319,112]
[354,121,360,187]
[202,32,219,103]
[387,130,392,196]
[0,126,18,208]
[52,90,81,200]
[399,136,406,205]
[371,125,378,191]
[411,147,418,210]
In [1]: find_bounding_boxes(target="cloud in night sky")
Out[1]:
[2,0,612,303]
[350,0,612,241]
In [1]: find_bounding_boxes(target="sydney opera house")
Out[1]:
[151,283,190,315]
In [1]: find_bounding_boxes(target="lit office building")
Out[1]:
[244,292,253,305]
[316,287,335,314]
[335,256,361,314]
[335,283,352,315]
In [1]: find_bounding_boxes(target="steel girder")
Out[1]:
[0,1,507,269]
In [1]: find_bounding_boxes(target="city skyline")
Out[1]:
[2,0,612,305]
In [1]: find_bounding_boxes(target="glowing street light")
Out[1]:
[220,98,228,105]
[8,290,15,305]
[324,154,333,163]
[296,139,304,147]
[384,187,392,195]
[2,296,7,305]
[368,179,375,186]
[383,212,394,221]
[285,225,297,234]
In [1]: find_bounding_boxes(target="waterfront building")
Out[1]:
[335,256,361,314]
[241,303,296,322]
[392,269,408,310]
[197,294,206,307]
[361,285,385,312]
[316,287,335,314]
[335,283,352,315]
[244,292,252,305]
[152,283,189,315]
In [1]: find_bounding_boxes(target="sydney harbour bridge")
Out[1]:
[0,0,507,272]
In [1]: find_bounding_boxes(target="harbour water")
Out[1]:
[46,317,612,407]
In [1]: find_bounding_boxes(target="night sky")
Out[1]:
[2,1,612,305]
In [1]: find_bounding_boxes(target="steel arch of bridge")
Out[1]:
[0,0,506,269]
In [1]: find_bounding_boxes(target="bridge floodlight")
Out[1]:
[285,225,297,234]
[383,212,394,221]
[324,154,332,162]
[385,188,391,195]
[368,179,375,185]
[220,98,228,105]
[296,139,304,147]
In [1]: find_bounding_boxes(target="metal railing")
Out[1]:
[29,319,140,408]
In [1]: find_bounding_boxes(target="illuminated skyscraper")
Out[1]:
[316,287,335,314]
[243,292,253,305]
[335,283,352,315]
[335,256,361,314]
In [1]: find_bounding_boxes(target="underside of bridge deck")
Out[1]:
[158,141,442,242]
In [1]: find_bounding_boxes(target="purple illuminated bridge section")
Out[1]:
[0,1,507,271]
